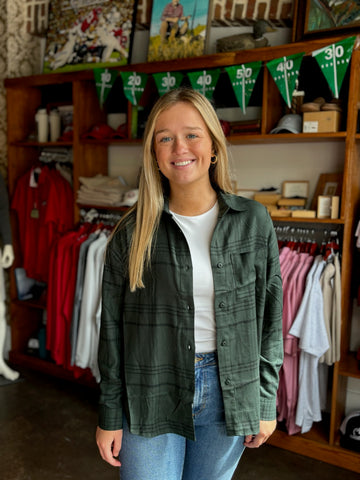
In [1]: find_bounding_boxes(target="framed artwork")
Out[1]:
[310,172,343,211]
[294,0,360,40]
[212,0,294,28]
[43,0,137,73]
[282,181,309,199]
[147,0,211,62]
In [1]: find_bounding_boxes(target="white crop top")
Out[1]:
[170,201,219,353]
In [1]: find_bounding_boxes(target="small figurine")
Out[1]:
[216,20,275,53]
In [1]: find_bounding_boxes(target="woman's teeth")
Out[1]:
[174,160,192,166]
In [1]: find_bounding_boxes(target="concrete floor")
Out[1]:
[0,368,357,480]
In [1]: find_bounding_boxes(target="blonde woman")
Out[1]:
[96,87,283,480]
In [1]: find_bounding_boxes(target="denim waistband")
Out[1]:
[195,351,217,367]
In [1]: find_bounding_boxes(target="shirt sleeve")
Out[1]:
[161,4,183,21]
[98,230,128,430]
[259,211,284,421]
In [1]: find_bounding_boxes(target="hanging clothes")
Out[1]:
[289,255,329,434]
[11,165,74,283]
[275,226,341,436]
[74,231,108,381]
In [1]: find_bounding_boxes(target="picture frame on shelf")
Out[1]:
[282,180,309,199]
[147,0,212,62]
[43,0,137,73]
[310,172,343,211]
[293,0,360,41]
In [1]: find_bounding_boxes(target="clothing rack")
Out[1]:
[273,221,343,248]
[79,207,123,226]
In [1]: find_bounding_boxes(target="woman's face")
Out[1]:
[153,102,213,191]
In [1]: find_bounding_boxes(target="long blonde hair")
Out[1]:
[117,87,233,291]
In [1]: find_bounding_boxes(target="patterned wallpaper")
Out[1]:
[0,0,42,178]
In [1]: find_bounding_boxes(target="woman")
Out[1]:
[96,87,283,480]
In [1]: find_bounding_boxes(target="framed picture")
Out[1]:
[43,0,137,73]
[282,181,309,198]
[310,173,343,210]
[147,0,211,62]
[294,0,360,40]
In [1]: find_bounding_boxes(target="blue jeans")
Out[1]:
[119,352,245,480]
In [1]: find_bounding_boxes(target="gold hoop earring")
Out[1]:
[210,154,218,165]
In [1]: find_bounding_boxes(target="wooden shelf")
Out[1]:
[8,351,97,388]
[271,216,345,224]
[77,203,129,212]
[5,33,360,473]
[11,140,73,147]
[10,134,348,148]
[268,429,360,473]
[228,132,347,144]
[338,352,360,379]
[12,298,47,310]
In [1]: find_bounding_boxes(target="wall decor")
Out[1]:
[212,0,294,27]
[305,0,360,35]
[43,0,137,73]
[294,0,360,40]
[310,172,343,211]
[147,0,212,61]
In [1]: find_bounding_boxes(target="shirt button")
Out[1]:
[225,378,231,385]
[187,305,191,310]
[187,344,192,351]
[221,339,227,347]
[217,262,223,268]
[219,301,225,308]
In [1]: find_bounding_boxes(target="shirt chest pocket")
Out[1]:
[230,249,257,292]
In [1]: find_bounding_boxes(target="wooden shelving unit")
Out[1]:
[5,34,360,472]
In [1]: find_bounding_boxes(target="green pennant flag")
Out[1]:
[120,71,148,106]
[266,53,304,108]
[225,62,262,114]
[187,69,221,100]
[153,72,184,96]
[312,36,356,99]
[93,68,118,108]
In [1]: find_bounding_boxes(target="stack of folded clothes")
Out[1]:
[77,174,138,206]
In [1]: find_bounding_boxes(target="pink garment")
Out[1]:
[278,248,314,435]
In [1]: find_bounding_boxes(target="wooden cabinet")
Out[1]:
[5,34,360,472]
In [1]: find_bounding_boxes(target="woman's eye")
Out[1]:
[159,136,171,143]
[187,133,197,139]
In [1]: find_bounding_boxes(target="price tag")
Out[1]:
[187,69,220,100]
[153,72,184,96]
[312,36,356,98]
[266,53,304,108]
[120,71,148,106]
[225,62,262,114]
[30,207,39,219]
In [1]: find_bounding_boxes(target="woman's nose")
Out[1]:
[173,136,187,153]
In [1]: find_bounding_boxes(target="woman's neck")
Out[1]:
[169,184,217,216]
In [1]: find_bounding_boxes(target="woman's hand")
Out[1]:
[96,426,123,467]
[243,419,277,448]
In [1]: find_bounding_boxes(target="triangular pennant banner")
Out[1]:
[120,71,148,106]
[93,68,118,108]
[153,72,184,96]
[225,62,262,114]
[312,36,356,99]
[266,53,304,108]
[187,69,221,100]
